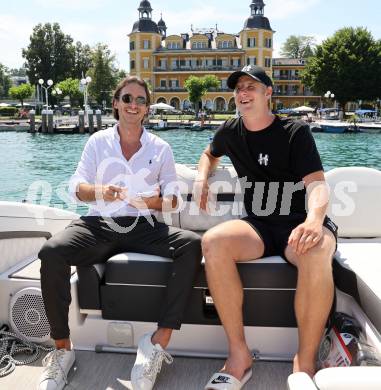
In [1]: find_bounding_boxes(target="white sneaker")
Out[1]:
[38,349,75,390]
[131,332,173,390]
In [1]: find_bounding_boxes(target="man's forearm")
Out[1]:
[197,149,220,180]
[77,183,101,202]
[305,181,329,223]
[146,195,178,211]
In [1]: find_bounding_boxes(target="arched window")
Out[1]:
[215,97,226,112]
[170,97,180,110]
[157,97,167,104]
[228,98,236,112]
[205,100,213,110]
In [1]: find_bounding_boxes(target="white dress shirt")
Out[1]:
[69,124,180,217]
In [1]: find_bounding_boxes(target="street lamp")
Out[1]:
[81,76,92,112]
[52,87,62,96]
[52,88,63,120]
[51,87,62,105]
[38,79,54,112]
[324,91,335,108]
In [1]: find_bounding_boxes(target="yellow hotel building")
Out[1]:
[129,0,320,111]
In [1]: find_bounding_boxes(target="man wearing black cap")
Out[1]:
[195,65,338,389]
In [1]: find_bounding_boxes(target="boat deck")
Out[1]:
[2,350,292,389]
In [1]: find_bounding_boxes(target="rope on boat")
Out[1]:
[0,324,54,377]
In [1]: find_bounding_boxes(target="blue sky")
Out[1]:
[1,0,380,70]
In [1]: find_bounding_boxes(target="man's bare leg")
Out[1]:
[55,338,71,350]
[152,328,173,349]
[202,220,265,381]
[285,228,336,377]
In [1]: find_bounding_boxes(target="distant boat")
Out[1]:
[318,121,349,133]
[189,122,217,131]
[15,124,30,132]
[190,122,204,131]
[309,122,323,133]
[357,123,381,134]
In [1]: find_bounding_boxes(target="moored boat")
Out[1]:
[318,121,349,133]
[357,122,381,134]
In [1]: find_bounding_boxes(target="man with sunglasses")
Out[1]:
[38,76,202,390]
[195,65,338,389]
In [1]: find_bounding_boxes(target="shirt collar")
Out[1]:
[113,124,149,145]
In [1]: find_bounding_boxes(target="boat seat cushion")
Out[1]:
[333,239,381,334]
[98,252,298,326]
[104,252,296,289]
[175,164,244,230]
[325,167,381,238]
[78,252,298,328]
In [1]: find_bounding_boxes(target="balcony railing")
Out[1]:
[208,87,232,92]
[273,91,317,97]
[154,87,232,93]
[272,75,301,80]
[153,65,241,72]
[154,87,186,92]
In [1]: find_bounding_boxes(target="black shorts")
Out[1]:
[241,214,338,260]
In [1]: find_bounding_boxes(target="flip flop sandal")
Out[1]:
[205,368,252,390]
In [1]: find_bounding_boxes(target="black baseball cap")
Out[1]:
[227,65,273,89]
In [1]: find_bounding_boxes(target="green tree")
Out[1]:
[116,69,128,83]
[302,27,381,114]
[9,83,34,107]
[9,67,27,77]
[0,63,11,97]
[280,35,316,58]
[73,42,93,79]
[87,43,119,106]
[22,23,75,85]
[56,78,83,106]
[184,75,220,116]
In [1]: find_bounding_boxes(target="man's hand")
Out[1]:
[97,185,125,202]
[193,178,209,211]
[128,189,160,210]
[288,220,323,255]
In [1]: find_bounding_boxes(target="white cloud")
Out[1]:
[312,33,328,45]
[275,32,328,57]
[0,14,34,68]
[266,0,321,20]
[105,25,132,70]
[273,42,282,58]
[0,0,325,70]
[162,5,244,35]
[31,0,107,11]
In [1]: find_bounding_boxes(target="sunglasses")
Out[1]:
[120,93,147,106]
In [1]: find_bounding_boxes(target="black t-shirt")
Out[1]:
[210,115,323,219]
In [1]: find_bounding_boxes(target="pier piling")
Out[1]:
[47,110,54,133]
[41,110,47,133]
[95,109,102,131]
[79,110,85,133]
[29,110,36,133]
[88,110,94,134]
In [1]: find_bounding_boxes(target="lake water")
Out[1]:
[0,130,380,214]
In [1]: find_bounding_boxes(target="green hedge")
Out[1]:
[0,107,18,116]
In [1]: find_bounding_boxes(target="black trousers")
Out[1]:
[39,216,202,340]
